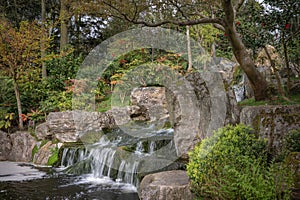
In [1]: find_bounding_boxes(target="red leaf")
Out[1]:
[285,23,290,29]
[119,59,127,64]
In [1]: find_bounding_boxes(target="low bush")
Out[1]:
[187,124,293,199]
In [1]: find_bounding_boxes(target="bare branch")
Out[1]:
[134,17,224,27]
[213,23,225,32]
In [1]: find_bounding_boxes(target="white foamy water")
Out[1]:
[0,161,46,181]
[72,174,138,193]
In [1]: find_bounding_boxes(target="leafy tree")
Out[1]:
[237,0,299,96]
[0,20,51,129]
[0,0,41,26]
[94,0,270,100]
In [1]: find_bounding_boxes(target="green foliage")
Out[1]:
[31,145,39,161]
[284,129,300,153]
[239,95,300,106]
[276,129,300,162]
[187,124,293,199]
[47,147,59,166]
[45,53,82,91]
[97,94,112,112]
[39,91,73,113]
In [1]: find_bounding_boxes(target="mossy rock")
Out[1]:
[286,152,300,188]
[80,131,103,144]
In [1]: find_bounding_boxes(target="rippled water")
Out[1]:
[0,162,139,200]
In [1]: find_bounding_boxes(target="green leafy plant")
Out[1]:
[47,147,59,166]
[31,145,39,161]
[187,124,293,199]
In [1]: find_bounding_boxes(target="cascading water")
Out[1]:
[233,73,246,102]
[59,126,176,188]
[149,141,156,154]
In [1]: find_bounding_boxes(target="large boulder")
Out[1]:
[138,170,194,200]
[130,87,169,122]
[0,130,12,161]
[240,105,300,153]
[106,105,145,125]
[166,72,238,160]
[35,107,147,142]
[8,131,36,162]
[35,111,115,142]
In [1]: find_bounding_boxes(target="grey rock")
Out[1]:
[131,87,167,107]
[166,72,236,160]
[131,87,169,122]
[33,141,58,165]
[138,170,194,200]
[240,105,300,152]
[0,130,11,160]
[35,122,51,140]
[8,131,36,162]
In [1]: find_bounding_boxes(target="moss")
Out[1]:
[40,140,48,148]
[162,121,172,129]
[47,147,59,166]
[119,146,135,152]
[80,132,103,144]
[31,145,38,161]
[238,95,300,106]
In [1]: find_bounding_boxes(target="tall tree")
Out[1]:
[96,0,270,100]
[0,0,41,27]
[0,20,50,129]
[41,0,47,78]
[59,0,69,51]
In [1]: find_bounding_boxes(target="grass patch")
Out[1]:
[238,95,300,106]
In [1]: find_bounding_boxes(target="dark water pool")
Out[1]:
[0,162,139,200]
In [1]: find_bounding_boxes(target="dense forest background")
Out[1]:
[0,0,299,131]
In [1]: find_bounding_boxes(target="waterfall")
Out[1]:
[233,73,245,102]
[60,148,87,168]
[135,141,144,154]
[59,127,175,187]
[149,141,156,154]
[116,160,126,183]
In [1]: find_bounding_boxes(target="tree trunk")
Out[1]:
[13,79,24,130]
[264,46,288,100]
[186,25,193,72]
[41,0,47,78]
[60,0,68,51]
[228,27,268,100]
[211,42,216,59]
[283,37,291,94]
[223,0,269,100]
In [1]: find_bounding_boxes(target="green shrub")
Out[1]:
[187,124,292,199]
[284,129,300,153]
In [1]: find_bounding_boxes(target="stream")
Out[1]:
[0,162,139,199]
[0,125,176,200]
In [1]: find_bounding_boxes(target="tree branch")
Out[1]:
[213,23,225,32]
[222,0,235,25]
[134,17,224,27]
[235,0,246,12]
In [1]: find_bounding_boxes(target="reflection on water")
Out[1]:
[0,162,139,200]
